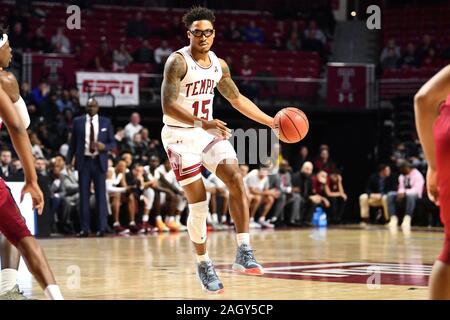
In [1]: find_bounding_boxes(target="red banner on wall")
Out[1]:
[22,53,76,88]
[327,63,375,109]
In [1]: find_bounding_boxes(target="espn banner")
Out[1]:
[76,72,139,107]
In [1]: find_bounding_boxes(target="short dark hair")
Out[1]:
[0,25,9,35]
[55,154,66,161]
[131,163,143,170]
[121,150,132,157]
[87,97,98,105]
[182,6,215,29]
[398,160,412,170]
[378,163,389,172]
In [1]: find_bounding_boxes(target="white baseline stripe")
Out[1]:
[265,262,368,271]
[306,268,430,276]
[352,264,432,271]
[218,268,346,278]
[358,263,432,269]
[264,271,346,278]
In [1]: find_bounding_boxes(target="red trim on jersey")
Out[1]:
[188,51,213,69]
[203,137,225,153]
[174,167,202,182]
[182,162,203,172]
[167,148,202,182]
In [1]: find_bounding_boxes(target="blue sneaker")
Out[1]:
[232,244,264,275]
[197,261,224,294]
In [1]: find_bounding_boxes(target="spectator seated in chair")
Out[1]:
[387,160,425,229]
[359,164,396,227]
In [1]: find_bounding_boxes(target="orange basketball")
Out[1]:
[273,107,309,143]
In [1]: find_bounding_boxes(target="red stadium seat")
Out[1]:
[127,63,154,74]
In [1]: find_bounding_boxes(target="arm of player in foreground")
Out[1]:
[414,64,450,203]
[217,58,274,128]
[161,53,230,138]
[0,71,30,128]
[0,84,43,214]
[414,65,450,169]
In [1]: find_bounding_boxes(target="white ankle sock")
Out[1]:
[113,221,120,227]
[156,215,162,222]
[142,215,149,222]
[0,269,18,294]
[175,215,181,223]
[44,285,64,300]
[258,217,265,223]
[196,252,211,263]
[236,233,250,247]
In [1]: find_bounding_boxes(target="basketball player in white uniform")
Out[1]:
[161,6,274,294]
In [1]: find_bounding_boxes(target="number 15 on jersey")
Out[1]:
[192,100,211,120]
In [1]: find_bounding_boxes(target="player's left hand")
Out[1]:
[201,119,231,139]
[427,167,439,206]
[21,181,44,215]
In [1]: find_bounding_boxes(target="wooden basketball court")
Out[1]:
[18,226,442,299]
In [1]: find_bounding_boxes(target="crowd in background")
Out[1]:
[0,80,438,236]
[380,35,450,72]
[0,89,351,236]
[1,2,443,236]
[5,1,333,74]
[358,138,440,229]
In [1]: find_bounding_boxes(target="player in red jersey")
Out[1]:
[0,32,63,300]
[0,32,33,300]
[415,65,450,299]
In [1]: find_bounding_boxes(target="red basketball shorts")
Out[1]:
[0,179,32,246]
[435,102,450,264]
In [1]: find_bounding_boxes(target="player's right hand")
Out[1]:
[201,119,231,139]
[427,167,439,206]
[21,181,44,215]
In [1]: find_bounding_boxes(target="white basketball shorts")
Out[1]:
[161,125,237,186]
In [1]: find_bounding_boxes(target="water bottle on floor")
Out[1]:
[318,211,328,228]
[312,207,323,226]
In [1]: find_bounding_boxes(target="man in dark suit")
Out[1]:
[67,98,115,237]
[0,149,14,180]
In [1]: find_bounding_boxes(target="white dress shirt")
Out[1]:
[124,122,143,141]
[1,165,9,177]
[85,114,99,156]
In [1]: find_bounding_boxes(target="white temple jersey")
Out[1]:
[162,46,223,128]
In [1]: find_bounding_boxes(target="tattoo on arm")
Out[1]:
[161,53,186,108]
[217,62,240,101]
